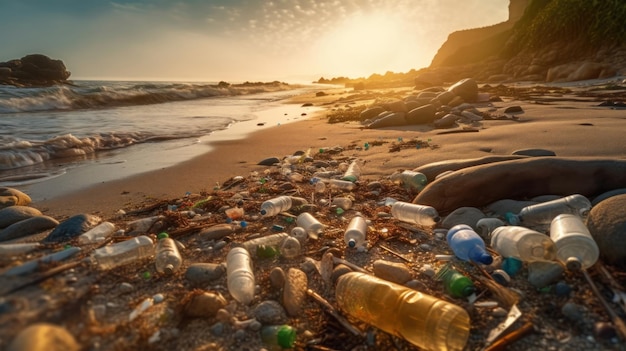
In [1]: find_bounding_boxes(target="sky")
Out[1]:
[0,0,509,83]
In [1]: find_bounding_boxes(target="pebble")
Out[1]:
[0,215,59,242]
[0,206,42,228]
[528,261,564,288]
[252,300,288,325]
[269,267,285,290]
[373,260,413,284]
[419,243,433,251]
[257,157,281,166]
[554,281,572,297]
[182,292,227,318]
[8,323,79,351]
[561,301,584,321]
[331,264,352,284]
[42,214,101,243]
[441,206,485,230]
[419,264,436,278]
[283,268,308,316]
[185,263,226,286]
[586,194,626,265]
[594,322,617,339]
[504,105,524,114]
[492,307,508,317]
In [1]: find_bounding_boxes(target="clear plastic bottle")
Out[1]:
[290,226,307,244]
[344,216,368,249]
[446,224,493,265]
[296,212,324,240]
[260,196,293,217]
[0,242,41,256]
[341,159,362,182]
[331,196,353,210]
[155,233,182,275]
[549,214,599,270]
[78,221,116,245]
[90,235,154,270]
[506,194,592,227]
[391,170,428,192]
[329,179,357,191]
[226,247,255,305]
[241,233,289,257]
[490,226,556,262]
[260,325,297,350]
[279,237,301,259]
[335,272,470,351]
[390,201,440,228]
[434,264,476,299]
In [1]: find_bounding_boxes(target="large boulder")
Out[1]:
[0,54,71,87]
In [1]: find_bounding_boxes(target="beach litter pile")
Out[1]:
[1,140,626,351]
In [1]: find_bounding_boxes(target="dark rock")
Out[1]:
[586,194,626,266]
[185,263,226,286]
[527,261,564,288]
[0,216,59,242]
[0,54,71,87]
[512,148,556,157]
[504,106,524,113]
[431,91,456,105]
[591,188,626,206]
[258,157,280,166]
[0,206,43,228]
[433,113,460,128]
[441,207,485,230]
[364,112,406,129]
[42,214,101,243]
[252,300,288,325]
[359,106,385,121]
[448,78,478,102]
[405,104,436,125]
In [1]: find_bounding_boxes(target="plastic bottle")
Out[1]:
[296,212,324,240]
[331,196,353,210]
[260,324,297,350]
[446,224,493,265]
[335,272,470,351]
[549,214,599,270]
[390,201,440,228]
[241,233,289,258]
[279,237,301,259]
[2,247,81,277]
[329,179,357,191]
[260,196,293,217]
[506,194,592,227]
[344,216,368,249]
[155,233,182,275]
[341,159,362,182]
[78,221,116,245]
[434,264,476,298]
[290,226,307,244]
[226,247,255,305]
[90,235,154,270]
[0,242,41,256]
[391,170,428,192]
[490,226,556,262]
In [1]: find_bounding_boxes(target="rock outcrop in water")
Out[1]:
[0,54,71,87]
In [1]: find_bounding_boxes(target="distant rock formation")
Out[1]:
[423,0,626,83]
[0,54,71,87]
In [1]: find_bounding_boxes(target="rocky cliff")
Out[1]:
[0,54,71,87]
[424,0,626,83]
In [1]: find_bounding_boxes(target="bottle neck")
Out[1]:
[468,245,493,265]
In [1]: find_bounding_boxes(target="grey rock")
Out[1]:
[8,323,79,351]
[492,307,508,317]
[197,223,240,240]
[503,106,524,114]
[42,214,101,243]
[476,218,506,238]
[591,188,626,206]
[258,157,280,166]
[183,292,227,318]
[512,148,556,157]
[364,111,406,129]
[359,106,385,120]
[434,113,460,128]
[527,261,564,288]
[561,301,584,321]
[185,263,226,286]
[0,206,42,228]
[586,194,626,266]
[0,187,32,209]
[372,260,412,284]
[252,300,288,325]
[431,91,456,105]
[486,199,538,218]
[0,215,59,242]
[448,78,478,102]
[441,207,485,230]
[283,268,307,316]
[405,104,436,125]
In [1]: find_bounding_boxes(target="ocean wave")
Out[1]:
[0,80,294,114]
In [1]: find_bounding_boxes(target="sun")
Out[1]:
[312,11,418,77]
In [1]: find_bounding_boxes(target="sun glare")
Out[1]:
[313,11,420,77]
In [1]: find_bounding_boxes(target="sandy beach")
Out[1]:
[33,81,626,219]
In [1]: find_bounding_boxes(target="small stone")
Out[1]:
[372,260,413,284]
[185,263,226,286]
[491,270,511,286]
[43,214,101,243]
[283,268,307,316]
[0,206,42,228]
[8,323,79,351]
[252,300,288,325]
[419,264,436,278]
[258,157,281,166]
[594,322,617,339]
[476,218,505,238]
[561,301,584,321]
[441,207,485,230]
[183,292,227,318]
[419,243,432,251]
[554,281,572,297]
[331,264,352,284]
[503,106,523,114]
[492,307,508,317]
[528,261,564,288]
[405,279,429,291]
[269,267,285,290]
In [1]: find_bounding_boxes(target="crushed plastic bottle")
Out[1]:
[446,224,493,265]
[391,170,428,192]
[341,159,362,182]
[226,247,255,305]
[90,235,154,270]
[155,233,183,275]
[550,214,599,270]
[335,272,470,351]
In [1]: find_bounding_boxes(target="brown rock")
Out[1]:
[585,194,626,266]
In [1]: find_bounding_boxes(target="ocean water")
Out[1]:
[0,80,322,199]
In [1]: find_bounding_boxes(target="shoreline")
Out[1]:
[33,83,626,219]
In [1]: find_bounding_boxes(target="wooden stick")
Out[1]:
[306,288,364,337]
[483,321,534,351]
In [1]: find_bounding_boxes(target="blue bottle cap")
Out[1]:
[348,239,357,248]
